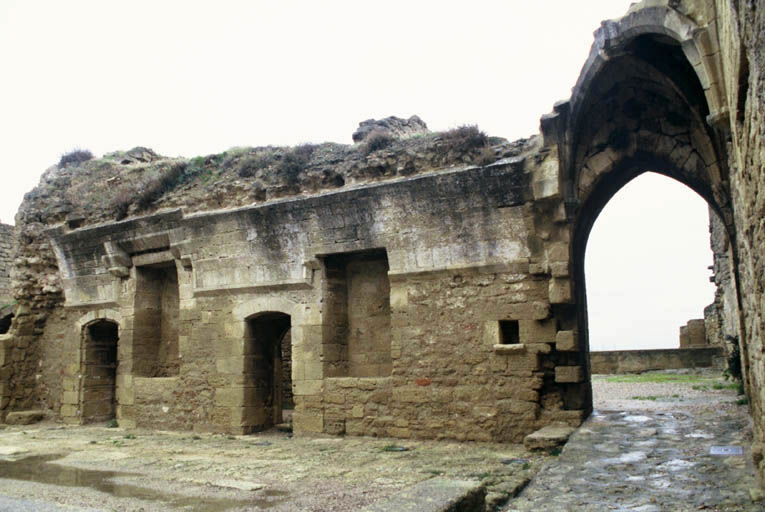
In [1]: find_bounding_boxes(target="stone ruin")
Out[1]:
[0,222,15,334]
[1,0,765,484]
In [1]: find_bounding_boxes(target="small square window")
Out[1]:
[499,320,520,345]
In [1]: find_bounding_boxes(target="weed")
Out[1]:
[362,131,394,156]
[227,435,236,440]
[692,384,710,391]
[440,125,489,155]
[123,434,136,440]
[475,145,497,166]
[89,440,97,444]
[736,381,745,395]
[106,419,118,428]
[549,447,562,456]
[191,435,202,441]
[236,153,274,178]
[713,382,739,390]
[59,149,93,168]
[135,162,187,211]
[522,462,531,470]
[278,144,315,186]
[631,395,659,401]
[736,397,749,405]
[426,469,445,476]
[725,338,742,380]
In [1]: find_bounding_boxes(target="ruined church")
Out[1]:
[2,0,764,484]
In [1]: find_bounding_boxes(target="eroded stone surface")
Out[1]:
[4,410,45,425]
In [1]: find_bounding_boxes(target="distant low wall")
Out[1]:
[590,348,724,374]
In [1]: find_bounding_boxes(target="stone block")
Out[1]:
[293,379,323,396]
[292,411,323,433]
[4,410,45,425]
[519,318,556,343]
[555,330,578,351]
[555,366,584,383]
[524,423,575,450]
[548,278,572,304]
[550,261,569,277]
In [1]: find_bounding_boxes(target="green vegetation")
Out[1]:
[605,373,707,384]
[278,144,315,186]
[59,149,93,168]
[712,382,739,390]
[106,419,118,428]
[736,397,749,406]
[123,434,136,440]
[631,395,659,401]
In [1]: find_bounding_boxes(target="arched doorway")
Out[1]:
[243,312,291,432]
[80,319,119,423]
[585,172,716,353]
[557,15,744,413]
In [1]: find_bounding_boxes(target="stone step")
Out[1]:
[361,478,486,512]
[275,422,292,433]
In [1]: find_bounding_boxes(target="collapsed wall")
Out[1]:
[704,208,740,358]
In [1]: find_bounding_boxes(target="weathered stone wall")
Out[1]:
[0,223,15,307]
[590,347,723,374]
[11,150,579,441]
[679,319,708,348]
[712,0,765,482]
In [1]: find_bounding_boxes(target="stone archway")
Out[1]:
[556,11,745,414]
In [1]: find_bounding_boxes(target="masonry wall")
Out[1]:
[713,0,765,483]
[0,223,15,306]
[25,153,583,440]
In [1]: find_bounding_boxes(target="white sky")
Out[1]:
[0,0,715,349]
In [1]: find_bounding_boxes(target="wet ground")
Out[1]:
[0,369,760,511]
[0,420,543,511]
[505,370,761,511]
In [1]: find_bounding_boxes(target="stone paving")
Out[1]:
[505,376,760,511]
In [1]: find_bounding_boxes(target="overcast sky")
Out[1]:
[0,0,715,350]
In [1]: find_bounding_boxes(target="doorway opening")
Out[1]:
[583,173,727,406]
[586,173,716,353]
[243,312,291,432]
[133,262,180,377]
[80,320,119,423]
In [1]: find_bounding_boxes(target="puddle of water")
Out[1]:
[0,454,287,511]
